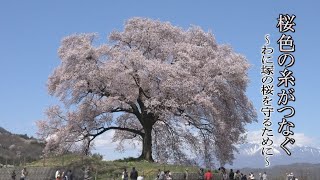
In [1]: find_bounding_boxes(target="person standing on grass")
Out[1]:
[61,170,66,180]
[11,169,16,180]
[222,169,228,180]
[55,169,62,180]
[248,172,255,180]
[165,170,172,180]
[198,168,205,180]
[183,169,189,180]
[229,169,235,180]
[234,170,241,180]
[130,167,138,180]
[122,168,129,180]
[262,172,267,180]
[157,169,165,180]
[156,169,161,180]
[20,167,28,180]
[204,169,213,180]
[241,174,248,180]
[66,170,73,180]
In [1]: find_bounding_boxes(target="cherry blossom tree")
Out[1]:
[37,17,257,165]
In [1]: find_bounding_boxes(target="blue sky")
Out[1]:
[0,1,319,159]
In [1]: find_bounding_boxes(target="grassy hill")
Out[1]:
[0,127,45,166]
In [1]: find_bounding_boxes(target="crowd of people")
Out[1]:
[156,169,173,180]
[54,169,73,180]
[8,166,298,180]
[121,166,270,180]
[227,168,267,180]
[10,167,73,180]
[193,168,268,180]
[122,167,145,180]
[10,167,28,180]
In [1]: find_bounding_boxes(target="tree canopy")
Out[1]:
[37,17,257,166]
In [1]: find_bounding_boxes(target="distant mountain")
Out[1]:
[229,142,320,169]
[240,163,320,179]
[0,126,45,166]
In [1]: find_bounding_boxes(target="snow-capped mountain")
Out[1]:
[228,142,320,168]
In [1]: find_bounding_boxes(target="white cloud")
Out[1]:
[93,131,115,149]
[93,130,142,149]
[92,130,141,160]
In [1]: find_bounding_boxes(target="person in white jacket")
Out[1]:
[262,172,267,180]
[20,167,28,180]
[248,172,255,180]
[55,169,61,180]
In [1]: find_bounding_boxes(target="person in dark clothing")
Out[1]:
[157,169,161,180]
[229,169,235,180]
[130,167,138,180]
[241,175,248,180]
[66,170,73,180]
[11,170,16,180]
[198,168,204,180]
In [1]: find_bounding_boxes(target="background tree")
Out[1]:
[37,17,257,165]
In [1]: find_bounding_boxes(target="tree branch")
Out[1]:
[88,126,145,140]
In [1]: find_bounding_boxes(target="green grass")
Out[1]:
[26,154,200,179]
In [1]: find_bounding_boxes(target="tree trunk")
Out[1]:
[139,124,154,162]
[139,114,155,162]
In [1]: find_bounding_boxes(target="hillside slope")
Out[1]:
[0,127,44,166]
